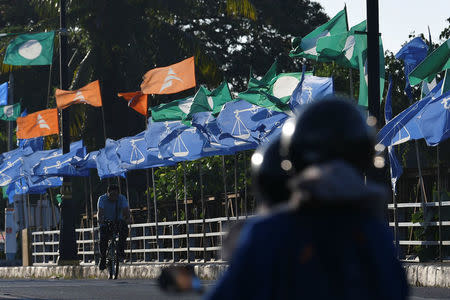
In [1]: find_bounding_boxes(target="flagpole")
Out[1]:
[222,156,229,222]
[437,146,442,261]
[49,189,57,229]
[46,64,53,107]
[7,73,14,152]
[243,152,248,218]
[175,166,179,221]
[393,186,399,258]
[151,167,160,262]
[199,161,206,261]
[88,175,96,262]
[183,162,190,263]
[144,115,152,223]
[145,170,151,222]
[83,177,89,227]
[234,154,239,220]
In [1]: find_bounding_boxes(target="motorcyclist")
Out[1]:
[205,97,408,299]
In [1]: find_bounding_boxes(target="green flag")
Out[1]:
[289,9,347,60]
[239,72,302,111]
[315,21,385,107]
[409,38,450,86]
[186,82,234,119]
[151,95,194,122]
[4,31,55,66]
[246,61,278,90]
[316,21,367,68]
[209,81,234,115]
[0,103,21,121]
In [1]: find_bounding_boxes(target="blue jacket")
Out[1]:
[206,161,408,300]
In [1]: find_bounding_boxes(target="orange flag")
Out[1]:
[117,91,148,116]
[17,108,59,139]
[140,56,196,95]
[55,80,102,109]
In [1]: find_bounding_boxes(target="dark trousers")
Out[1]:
[99,220,128,259]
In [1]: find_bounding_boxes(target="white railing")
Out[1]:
[32,199,450,264]
[388,200,450,259]
[32,216,240,265]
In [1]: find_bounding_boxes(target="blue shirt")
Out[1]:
[97,193,129,222]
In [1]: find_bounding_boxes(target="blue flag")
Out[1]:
[0,82,8,106]
[377,96,431,147]
[96,139,127,179]
[416,90,450,146]
[117,131,175,170]
[144,119,178,149]
[395,37,429,100]
[384,77,403,194]
[377,80,443,147]
[32,142,88,178]
[18,137,44,152]
[12,176,62,195]
[290,74,334,113]
[0,147,35,186]
[72,150,99,171]
[216,100,264,148]
[158,122,207,162]
[191,112,237,156]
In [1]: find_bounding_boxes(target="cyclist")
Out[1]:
[97,184,131,271]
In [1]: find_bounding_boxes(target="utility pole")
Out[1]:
[58,0,77,265]
[366,0,381,122]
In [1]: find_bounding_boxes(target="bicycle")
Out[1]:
[105,221,120,280]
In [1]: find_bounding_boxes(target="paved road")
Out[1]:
[0,279,447,299]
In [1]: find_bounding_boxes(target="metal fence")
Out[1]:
[32,217,239,266]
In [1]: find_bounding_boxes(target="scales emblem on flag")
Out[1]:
[302,85,314,103]
[129,137,146,165]
[391,123,411,146]
[231,105,260,145]
[161,121,191,157]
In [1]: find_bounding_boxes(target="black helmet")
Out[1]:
[251,136,290,207]
[281,97,376,173]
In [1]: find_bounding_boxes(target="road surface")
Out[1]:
[0,279,447,299]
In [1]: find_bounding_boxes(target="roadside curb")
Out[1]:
[0,264,229,281]
[0,263,448,288]
[403,263,450,288]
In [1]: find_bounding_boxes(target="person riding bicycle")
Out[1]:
[97,184,131,271]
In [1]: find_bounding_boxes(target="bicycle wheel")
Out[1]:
[114,248,120,279]
[108,241,116,280]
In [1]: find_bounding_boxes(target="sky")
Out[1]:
[315,0,449,53]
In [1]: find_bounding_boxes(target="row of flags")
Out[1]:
[0,70,335,201]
